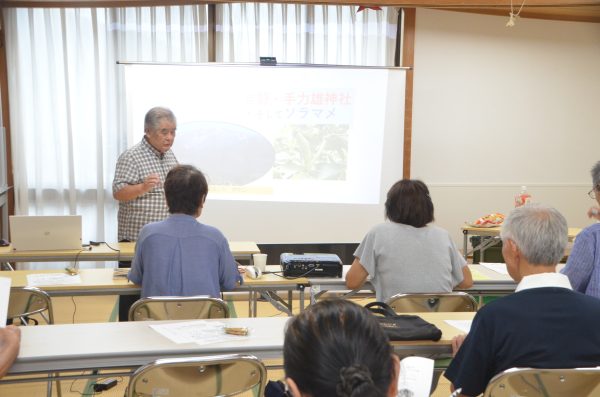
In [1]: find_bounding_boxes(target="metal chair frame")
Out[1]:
[385,292,477,396]
[8,287,59,397]
[385,292,478,313]
[126,354,267,397]
[484,367,600,397]
[128,295,230,321]
[8,286,54,325]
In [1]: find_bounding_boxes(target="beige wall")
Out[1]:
[411,9,600,247]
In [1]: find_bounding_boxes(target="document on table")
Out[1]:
[113,268,130,278]
[480,263,509,275]
[150,320,248,345]
[445,320,472,334]
[0,277,10,327]
[469,268,491,281]
[27,273,82,286]
[397,356,434,397]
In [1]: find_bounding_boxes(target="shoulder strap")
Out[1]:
[364,301,397,318]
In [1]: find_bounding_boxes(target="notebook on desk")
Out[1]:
[9,215,82,251]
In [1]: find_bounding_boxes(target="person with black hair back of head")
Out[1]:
[283,299,399,397]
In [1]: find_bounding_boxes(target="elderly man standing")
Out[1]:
[445,204,600,397]
[112,106,179,320]
[113,107,179,242]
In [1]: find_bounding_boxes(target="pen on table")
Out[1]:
[449,388,462,397]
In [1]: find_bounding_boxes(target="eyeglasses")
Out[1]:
[589,189,598,200]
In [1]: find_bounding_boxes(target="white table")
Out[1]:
[12,317,288,376]
[462,225,581,261]
[307,264,520,304]
[0,241,260,264]
[307,265,373,303]
[6,313,473,384]
[3,268,309,317]
[461,264,516,297]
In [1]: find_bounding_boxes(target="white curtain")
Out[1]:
[4,6,209,251]
[217,4,397,65]
[3,4,397,267]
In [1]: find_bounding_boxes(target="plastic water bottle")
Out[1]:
[514,186,531,207]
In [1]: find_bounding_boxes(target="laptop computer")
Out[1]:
[9,215,82,251]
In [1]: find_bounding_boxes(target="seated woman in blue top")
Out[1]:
[284,299,399,397]
[346,179,473,302]
[128,164,242,298]
[561,160,600,298]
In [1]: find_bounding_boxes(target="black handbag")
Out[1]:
[264,380,291,397]
[364,301,442,341]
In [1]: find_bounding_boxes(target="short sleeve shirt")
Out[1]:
[113,137,178,241]
[354,222,466,302]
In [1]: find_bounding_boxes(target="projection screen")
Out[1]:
[122,63,406,243]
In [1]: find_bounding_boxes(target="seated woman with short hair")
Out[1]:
[346,179,472,302]
[283,299,399,397]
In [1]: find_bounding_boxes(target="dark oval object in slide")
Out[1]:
[172,121,275,185]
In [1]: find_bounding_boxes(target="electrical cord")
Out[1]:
[69,372,97,396]
[66,248,88,275]
[71,296,77,324]
[69,373,124,395]
[267,268,318,279]
[90,241,120,252]
[90,241,121,262]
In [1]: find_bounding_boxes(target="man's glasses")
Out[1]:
[589,188,598,200]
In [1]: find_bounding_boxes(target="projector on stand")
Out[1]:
[280,253,343,278]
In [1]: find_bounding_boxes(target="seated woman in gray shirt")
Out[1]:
[346,179,472,302]
[129,164,242,299]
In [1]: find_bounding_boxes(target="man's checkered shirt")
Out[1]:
[113,138,178,241]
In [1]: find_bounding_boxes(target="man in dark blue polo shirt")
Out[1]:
[445,204,600,397]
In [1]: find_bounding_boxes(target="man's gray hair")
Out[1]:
[144,107,176,132]
[500,204,567,265]
[592,161,600,189]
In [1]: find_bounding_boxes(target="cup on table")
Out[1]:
[252,253,267,273]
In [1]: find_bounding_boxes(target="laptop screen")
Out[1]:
[9,215,82,251]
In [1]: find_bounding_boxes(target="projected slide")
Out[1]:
[124,64,390,204]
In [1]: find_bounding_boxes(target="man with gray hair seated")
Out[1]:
[444,204,600,397]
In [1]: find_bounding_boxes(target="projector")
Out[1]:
[280,253,343,278]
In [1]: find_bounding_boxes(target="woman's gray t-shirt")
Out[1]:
[354,222,466,302]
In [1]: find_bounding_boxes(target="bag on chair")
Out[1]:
[365,301,442,341]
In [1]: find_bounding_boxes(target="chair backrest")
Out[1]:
[483,367,600,397]
[128,296,230,321]
[8,287,54,325]
[386,292,478,313]
[126,354,267,397]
